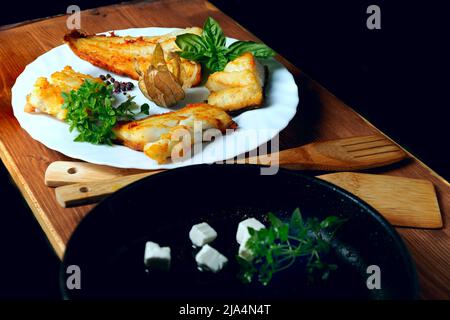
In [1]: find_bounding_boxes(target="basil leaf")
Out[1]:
[176,17,276,72]
[202,16,226,49]
[227,40,276,60]
[175,33,208,61]
[204,49,228,72]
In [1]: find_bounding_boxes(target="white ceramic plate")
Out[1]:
[11,27,299,169]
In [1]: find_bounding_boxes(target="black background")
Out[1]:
[0,0,448,298]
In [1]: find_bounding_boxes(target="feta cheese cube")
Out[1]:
[236,218,265,245]
[189,222,217,247]
[195,244,228,273]
[144,241,171,270]
[238,241,254,261]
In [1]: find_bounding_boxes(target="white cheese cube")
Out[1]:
[238,241,254,261]
[144,241,171,270]
[195,244,228,273]
[236,218,265,245]
[189,222,217,247]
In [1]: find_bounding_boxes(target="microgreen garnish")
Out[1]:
[237,208,345,286]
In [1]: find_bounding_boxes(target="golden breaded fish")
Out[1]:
[24,66,101,120]
[113,103,237,163]
[206,52,265,112]
[64,28,202,87]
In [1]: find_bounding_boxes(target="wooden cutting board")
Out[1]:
[0,0,449,299]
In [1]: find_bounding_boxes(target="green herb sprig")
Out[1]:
[237,208,345,286]
[175,17,276,72]
[62,79,149,145]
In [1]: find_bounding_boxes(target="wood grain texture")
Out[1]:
[318,172,442,229]
[0,0,448,299]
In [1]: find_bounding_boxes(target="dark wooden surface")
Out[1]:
[0,0,448,299]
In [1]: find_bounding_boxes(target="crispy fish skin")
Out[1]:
[206,52,265,112]
[113,103,237,163]
[64,28,202,87]
[24,66,101,120]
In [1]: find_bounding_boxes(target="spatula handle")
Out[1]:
[55,171,161,207]
[45,161,149,187]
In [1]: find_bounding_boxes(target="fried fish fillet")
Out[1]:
[205,52,265,112]
[64,28,202,87]
[24,66,101,120]
[114,103,237,163]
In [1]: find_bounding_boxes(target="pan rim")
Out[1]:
[60,164,419,300]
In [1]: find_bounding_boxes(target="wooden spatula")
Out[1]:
[319,172,442,228]
[45,134,407,187]
[50,165,442,228]
[236,134,407,170]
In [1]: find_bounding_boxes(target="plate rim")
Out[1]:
[11,27,299,170]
